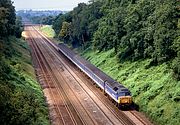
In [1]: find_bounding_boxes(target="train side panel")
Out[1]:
[58,44,132,105]
[58,44,119,102]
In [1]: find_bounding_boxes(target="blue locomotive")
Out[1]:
[58,43,132,106]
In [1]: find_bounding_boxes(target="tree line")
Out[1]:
[30,15,55,25]
[52,0,180,80]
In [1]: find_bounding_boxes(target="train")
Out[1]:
[58,43,132,106]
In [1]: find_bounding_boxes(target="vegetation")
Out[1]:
[0,0,49,124]
[51,0,180,124]
[40,25,55,38]
[15,16,24,38]
[52,1,103,47]
[53,0,180,79]
[0,37,50,125]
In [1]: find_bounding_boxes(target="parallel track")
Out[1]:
[26,25,153,125]
[42,31,151,125]
[27,26,84,125]
[32,31,99,125]
[33,26,123,125]
[33,26,139,125]
[40,39,135,125]
[28,26,122,125]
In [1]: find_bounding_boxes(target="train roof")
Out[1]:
[58,43,130,94]
[87,64,128,93]
[58,43,77,57]
[75,53,128,93]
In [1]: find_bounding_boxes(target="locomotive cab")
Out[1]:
[118,91,132,105]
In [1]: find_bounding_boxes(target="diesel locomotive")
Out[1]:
[58,43,132,106]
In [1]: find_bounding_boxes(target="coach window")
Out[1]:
[113,87,118,91]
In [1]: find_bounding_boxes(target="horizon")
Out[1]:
[13,0,90,11]
[15,9,68,11]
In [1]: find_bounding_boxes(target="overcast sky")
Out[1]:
[13,0,90,11]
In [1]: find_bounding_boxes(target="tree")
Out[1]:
[52,0,180,79]
[52,1,103,47]
[59,21,71,44]
[0,0,16,37]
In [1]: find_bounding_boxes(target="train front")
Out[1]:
[118,90,132,106]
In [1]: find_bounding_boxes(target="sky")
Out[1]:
[13,0,90,11]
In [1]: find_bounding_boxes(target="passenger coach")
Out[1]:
[58,43,132,106]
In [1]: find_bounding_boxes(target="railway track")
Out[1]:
[31,32,101,125]
[26,26,124,124]
[33,27,125,125]
[27,27,85,125]
[25,25,153,125]
[36,36,135,125]
[35,27,152,125]
[35,26,153,125]
[58,53,150,125]
[52,47,150,125]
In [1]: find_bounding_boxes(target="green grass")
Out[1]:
[0,36,50,125]
[40,25,55,38]
[82,48,180,125]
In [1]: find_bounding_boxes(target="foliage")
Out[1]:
[0,0,16,37]
[52,13,72,37]
[15,16,23,38]
[172,36,180,80]
[94,0,179,62]
[52,1,103,47]
[53,0,180,78]
[59,21,71,43]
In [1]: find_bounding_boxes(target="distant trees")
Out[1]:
[52,0,180,79]
[30,15,55,25]
[16,10,62,25]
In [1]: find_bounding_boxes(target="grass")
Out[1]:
[82,48,180,125]
[40,25,55,38]
[40,25,62,44]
